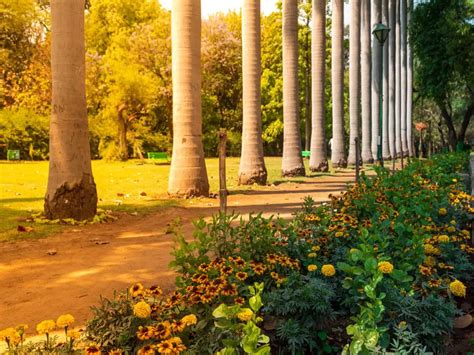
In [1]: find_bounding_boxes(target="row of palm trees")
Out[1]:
[44,0,415,219]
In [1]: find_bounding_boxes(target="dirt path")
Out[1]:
[0,172,356,331]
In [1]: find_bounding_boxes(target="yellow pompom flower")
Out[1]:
[449,280,466,297]
[321,264,336,277]
[307,264,317,272]
[36,320,56,335]
[133,301,151,319]
[378,261,394,274]
[438,208,447,216]
[424,244,441,255]
[0,328,20,345]
[57,314,75,328]
[447,226,456,233]
[312,245,321,252]
[237,308,254,322]
[181,314,197,326]
[437,235,449,243]
[423,256,436,267]
[68,329,81,340]
[307,252,317,258]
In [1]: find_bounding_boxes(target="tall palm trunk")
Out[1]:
[371,0,382,162]
[395,0,402,157]
[382,0,391,159]
[168,0,209,197]
[407,0,414,156]
[331,0,347,168]
[348,0,361,166]
[239,0,267,185]
[361,0,373,163]
[309,0,328,172]
[282,0,305,177]
[388,0,397,158]
[400,0,408,156]
[45,0,97,220]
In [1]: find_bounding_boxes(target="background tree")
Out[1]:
[371,0,382,162]
[168,0,209,197]
[348,0,361,166]
[400,0,408,155]
[411,0,473,150]
[361,0,373,163]
[45,0,97,219]
[282,0,305,176]
[388,0,397,159]
[239,0,267,185]
[382,0,391,160]
[331,0,347,168]
[310,0,329,172]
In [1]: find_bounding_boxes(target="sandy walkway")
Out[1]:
[0,172,356,331]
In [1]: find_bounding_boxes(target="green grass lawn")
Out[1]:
[0,157,337,242]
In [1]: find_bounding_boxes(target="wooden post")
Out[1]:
[218,129,228,214]
[355,137,360,183]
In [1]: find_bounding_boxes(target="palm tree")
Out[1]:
[371,0,382,162]
[348,0,361,166]
[45,0,97,220]
[361,0,373,163]
[331,0,347,168]
[239,0,267,185]
[382,0,391,160]
[168,0,210,197]
[282,0,305,177]
[388,0,397,159]
[309,0,328,172]
[395,0,402,157]
[407,0,414,156]
[400,0,408,156]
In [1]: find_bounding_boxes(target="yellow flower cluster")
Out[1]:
[36,320,56,335]
[307,264,317,272]
[237,308,254,322]
[56,314,75,328]
[438,208,447,216]
[133,301,152,319]
[449,280,466,297]
[0,328,21,346]
[321,264,336,277]
[378,261,394,274]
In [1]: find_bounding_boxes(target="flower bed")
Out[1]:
[1,153,473,354]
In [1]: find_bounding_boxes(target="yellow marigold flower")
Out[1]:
[85,344,101,355]
[36,320,56,335]
[181,314,197,326]
[438,208,447,216]
[335,231,344,238]
[449,280,466,297]
[57,314,75,328]
[447,226,456,233]
[138,344,156,355]
[438,235,449,243]
[237,308,254,322]
[68,329,81,340]
[307,264,317,272]
[0,328,20,345]
[424,244,440,255]
[462,229,470,236]
[378,261,394,274]
[133,301,151,319]
[321,264,336,277]
[129,283,144,298]
[312,245,321,252]
[424,256,436,267]
[307,252,317,258]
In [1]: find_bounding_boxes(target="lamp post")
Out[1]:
[372,23,390,167]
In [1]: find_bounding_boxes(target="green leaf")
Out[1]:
[364,258,377,273]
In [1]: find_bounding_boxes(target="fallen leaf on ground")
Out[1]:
[17,225,33,232]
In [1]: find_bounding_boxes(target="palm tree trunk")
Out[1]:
[282,0,305,177]
[400,0,408,156]
[331,0,347,168]
[239,0,267,185]
[388,0,397,159]
[45,0,97,220]
[310,0,328,172]
[361,0,373,163]
[382,0,391,160]
[169,0,209,197]
[371,0,382,162]
[406,0,414,156]
[348,0,361,166]
[395,0,402,157]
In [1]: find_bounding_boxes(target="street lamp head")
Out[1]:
[372,23,390,44]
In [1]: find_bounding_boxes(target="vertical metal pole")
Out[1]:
[378,41,384,167]
[218,129,227,214]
